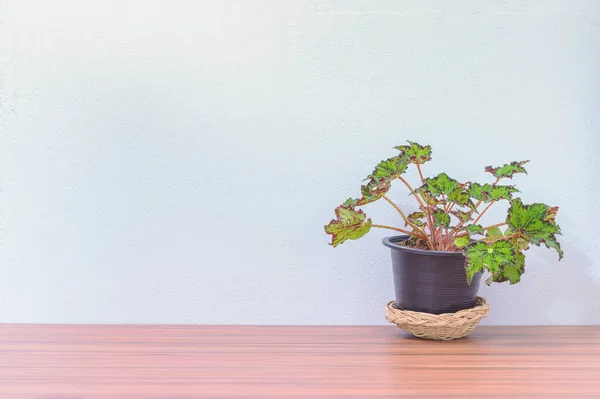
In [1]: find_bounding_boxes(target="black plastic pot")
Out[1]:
[382,235,482,314]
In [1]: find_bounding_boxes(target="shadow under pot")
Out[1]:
[382,235,482,315]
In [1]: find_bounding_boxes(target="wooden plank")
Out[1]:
[0,325,599,398]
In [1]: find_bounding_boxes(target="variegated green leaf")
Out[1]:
[468,183,494,203]
[324,205,372,247]
[420,192,444,206]
[486,227,503,238]
[544,206,559,223]
[342,197,359,207]
[406,211,426,228]
[465,240,517,284]
[451,210,472,223]
[394,141,432,164]
[487,252,525,285]
[490,185,519,201]
[447,187,469,205]
[365,156,409,184]
[466,224,484,235]
[416,173,459,198]
[468,183,518,203]
[506,198,563,259]
[454,235,470,248]
[432,208,450,228]
[485,160,529,179]
[356,183,387,206]
[536,235,564,260]
[408,211,426,220]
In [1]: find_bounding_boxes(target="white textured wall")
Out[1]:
[1,1,599,325]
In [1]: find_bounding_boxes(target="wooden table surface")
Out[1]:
[0,325,599,398]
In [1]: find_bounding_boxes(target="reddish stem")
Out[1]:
[416,164,426,184]
[381,196,429,242]
[482,222,507,231]
[398,175,436,248]
[371,224,423,237]
[482,233,519,244]
[472,201,495,226]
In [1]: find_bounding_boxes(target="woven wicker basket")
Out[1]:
[386,297,489,340]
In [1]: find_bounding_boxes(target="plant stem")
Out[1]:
[441,203,459,248]
[382,196,430,241]
[438,193,449,248]
[415,165,438,246]
[472,201,495,226]
[482,233,519,244]
[424,206,437,248]
[446,205,497,246]
[416,164,426,184]
[398,176,424,208]
[482,222,507,231]
[397,175,436,248]
[372,224,434,250]
[371,224,420,236]
[446,220,467,242]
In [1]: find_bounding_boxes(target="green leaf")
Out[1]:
[490,185,519,201]
[408,211,426,220]
[447,186,478,213]
[464,240,517,284]
[360,156,409,202]
[467,224,484,235]
[365,156,409,183]
[420,192,444,205]
[515,236,531,251]
[448,187,471,206]
[342,197,359,207]
[468,183,494,203]
[394,141,432,164]
[505,226,532,251]
[468,183,518,203]
[486,227,503,238]
[356,183,387,206]
[324,205,372,247]
[485,160,529,179]
[407,220,425,227]
[506,198,563,259]
[544,206,559,223]
[466,200,478,213]
[407,211,426,228]
[488,252,525,285]
[538,235,564,260]
[432,208,450,228]
[451,210,472,223]
[502,252,525,284]
[417,173,459,198]
[454,235,470,248]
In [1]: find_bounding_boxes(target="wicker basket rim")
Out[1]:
[387,297,489,318]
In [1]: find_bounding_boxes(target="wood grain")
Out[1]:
[0,325,599,398]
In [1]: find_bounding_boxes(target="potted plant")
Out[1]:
[324,141,563,316]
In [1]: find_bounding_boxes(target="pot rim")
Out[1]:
[382,235,465,257]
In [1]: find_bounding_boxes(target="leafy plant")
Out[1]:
[324,142,563,285]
